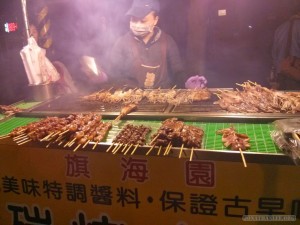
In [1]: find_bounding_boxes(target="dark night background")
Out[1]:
[0,0,299,104]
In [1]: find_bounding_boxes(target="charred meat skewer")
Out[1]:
[114,103,137,122]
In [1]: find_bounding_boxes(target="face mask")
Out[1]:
[130,21,154,37]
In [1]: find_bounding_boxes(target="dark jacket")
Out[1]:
[272,15,300,90]
[108,27,185,88]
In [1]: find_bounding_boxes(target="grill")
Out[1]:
[171,94,223,113]
[14,89,299,123]
[29,94,169,113]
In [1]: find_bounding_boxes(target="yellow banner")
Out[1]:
[0,144,299,224]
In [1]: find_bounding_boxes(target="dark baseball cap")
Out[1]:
[126,0,160,18]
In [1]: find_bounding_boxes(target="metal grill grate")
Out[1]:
[31,95,168,113]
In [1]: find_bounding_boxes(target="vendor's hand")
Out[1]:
[185,75,207,89]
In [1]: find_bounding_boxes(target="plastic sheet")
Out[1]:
[20,37,60,85]
[271,118,300,165]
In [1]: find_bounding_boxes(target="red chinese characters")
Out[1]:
[185,161,215,187]
[121,157,149,183]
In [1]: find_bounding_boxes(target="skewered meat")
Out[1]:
[214,81,300,113]
[217,126,250,151]
[120,103,137,116]
[8,116,75,141]
[113,124,151,145]
[4,113,112,149]
[81,88,144,104]
[0,105,23,116]
[151,118,204,148]
[81,88,212,106]
[144,88,212,105]
[114,103,137,122]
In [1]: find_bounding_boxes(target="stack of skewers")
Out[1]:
[0,113,112,151]
[81,87,212,106]
[106,124,152,155]
[0,116,206,161]
[0,114,254,166]
[214,81,300,113]
[0,105,23,116]
[147,118,204,161]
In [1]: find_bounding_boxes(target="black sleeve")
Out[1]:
[166,35,186,88]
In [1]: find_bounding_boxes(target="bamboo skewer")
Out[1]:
[166,144,172,155]
[111,143,123,154]
[51,131,61,138]
[17,139,31,145]
[123,144,133,154]
[111,143,120,153]
[235,82,245,87]
[124,144,133,155]
[58,140,65,146]
[13,134,27,141]
[73,144,81,152]
[114,114,122,122]
[163,145,169,156]
[112,145,120,154]
[214,93,221,99]
[113,144,123,154]
[247,80,257,85]
[64,140,71,148]
[54,135,64,143]
[189,147,194,161]
[12,132,26,138]
[179,144,184,158]
[59,129,69,136]
[92,141,99,150]
[293,132,300,141]
[157,146,162,155]
[130,144,139,155]
[106,143,115,152]
[121,144,128,153]
[146,145,155,155]
[163,142,172,155]
[69,141,76,147]
[15,128,26,134]
[69,137,77,144]
[46,141,52,148]
[0,134,10,139]
[239,148,247,168]
[40,132,54,142]
[82,140,90,149]
[150,134,159,145]
[65,137,76,148]
[16,138,29,144]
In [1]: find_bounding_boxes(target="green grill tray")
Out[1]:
[0,117,279,154]
[0,101,41,119]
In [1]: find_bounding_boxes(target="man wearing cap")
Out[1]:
[107,0,185,88]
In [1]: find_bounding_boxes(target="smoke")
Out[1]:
[49,0,131,59]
